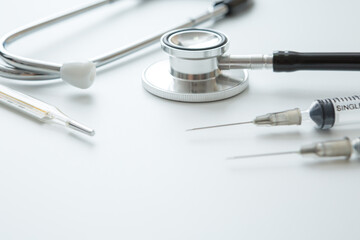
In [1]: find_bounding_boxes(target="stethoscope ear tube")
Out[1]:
[214,0,251,16]
[1,0,253,87]
[273,51,360,72]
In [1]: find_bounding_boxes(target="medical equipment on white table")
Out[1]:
[142,28,360,102]
[0,0,249,89]
[0,84,95,136]
[188,95,360,131]
[228,137,360,161]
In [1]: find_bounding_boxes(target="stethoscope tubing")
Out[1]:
[272,51,360,72]
[0,0,120,80]
[218,52,360,72]
[0,0,246,82]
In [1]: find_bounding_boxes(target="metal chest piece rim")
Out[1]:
[142,28,249,102]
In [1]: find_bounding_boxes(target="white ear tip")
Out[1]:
[60,61,96,89]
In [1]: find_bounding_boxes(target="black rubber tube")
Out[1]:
[214,0,250,16]
[273,51,360,72]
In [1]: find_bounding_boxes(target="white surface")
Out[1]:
[1,0,360,239]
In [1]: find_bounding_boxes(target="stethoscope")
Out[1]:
[0,0,249,89]
[142,28,360,102]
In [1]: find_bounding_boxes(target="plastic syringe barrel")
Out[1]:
[309,95,360,129]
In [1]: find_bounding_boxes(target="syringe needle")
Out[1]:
[228,137,356,161]
[186,121,253,131]
[187,108,303,132]
[227,151,299,160]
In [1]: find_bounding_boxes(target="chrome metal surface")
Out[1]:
[0,0,118,79]
[142,60,249,102]
[218,54,273,70]
[0,1,229,81]
[92,5,229,67]
[0,64,56,80]
[169,57,220,75]
[170,67,219,80]
[161,29,229,59]
[167,29,224,49]
[161,28,229,81]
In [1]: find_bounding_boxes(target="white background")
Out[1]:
[1,0,360,239]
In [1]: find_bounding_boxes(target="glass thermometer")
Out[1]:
[0,84,95,136]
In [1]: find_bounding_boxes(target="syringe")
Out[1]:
[187,95,360,131]
[0,84,95,136]
[228,137,360,160]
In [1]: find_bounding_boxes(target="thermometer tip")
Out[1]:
[68,120,95,136]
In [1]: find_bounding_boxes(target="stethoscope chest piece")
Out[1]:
[142,29,249,102]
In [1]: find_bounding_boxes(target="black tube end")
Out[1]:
[214,0,252,16]
[273,51,360,72]
[273,51,300,72]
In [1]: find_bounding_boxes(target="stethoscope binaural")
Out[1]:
[0,0,249,89]
[142,28,360,102]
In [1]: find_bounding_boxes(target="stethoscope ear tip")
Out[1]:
[60,61,96,89]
